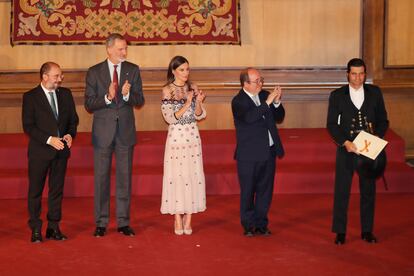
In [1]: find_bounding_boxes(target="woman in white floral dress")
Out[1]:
[160,56,207,235]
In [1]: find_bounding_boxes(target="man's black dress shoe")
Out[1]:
[334,233,346,245]
[93,227,106,237]
[255,227,272,236]
[243,227,255,237]
[118,226,135,236]
[46,228,67,240]
[31,229,42,243]
[361,232,377,243]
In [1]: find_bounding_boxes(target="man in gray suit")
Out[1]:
[85,33,145,237]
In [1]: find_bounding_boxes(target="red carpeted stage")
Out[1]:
[0,129,413,198]
[0,195,413,275]
[0,129,413,275]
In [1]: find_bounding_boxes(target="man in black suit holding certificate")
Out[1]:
[327,58,389,245]
[22,62,79,242]
[232,68,285,237]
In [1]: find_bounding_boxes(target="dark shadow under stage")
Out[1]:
[0,195,413,275]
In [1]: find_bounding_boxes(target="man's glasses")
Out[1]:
[247,77,264,85]
[47,74,64,80]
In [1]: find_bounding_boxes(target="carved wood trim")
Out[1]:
[383,0,414,69]
[0,68,349,107]
[363,0,414,81]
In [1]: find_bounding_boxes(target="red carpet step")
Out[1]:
[0,129,413,199]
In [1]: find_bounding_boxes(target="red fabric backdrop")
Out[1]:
[11,0,240,45]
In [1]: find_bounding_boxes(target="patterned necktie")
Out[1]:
[48,91,58,119]
[113,64,119,102]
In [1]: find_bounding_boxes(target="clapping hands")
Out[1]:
[122,80,131,96]
[195,89,205,103]
[266,85,282,105]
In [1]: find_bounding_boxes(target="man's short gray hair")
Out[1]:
[106,33,126,48]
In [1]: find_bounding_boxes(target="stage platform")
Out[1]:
[0,129,413,199]
[0,195,413,275]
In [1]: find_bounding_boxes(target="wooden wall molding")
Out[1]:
[0,68,348,106]
[364,0,414,82]
[0,67,348,136]
[383,0,414,68]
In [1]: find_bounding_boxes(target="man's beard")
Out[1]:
[50,82,60,90]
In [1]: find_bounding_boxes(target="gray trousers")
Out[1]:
[94,131,134,228]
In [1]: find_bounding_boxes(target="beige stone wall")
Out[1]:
[0,0,361,70]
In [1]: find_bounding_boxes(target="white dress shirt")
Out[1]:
[349,84,364,110]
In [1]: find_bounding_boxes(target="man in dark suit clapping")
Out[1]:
[22,62,79,242]
[232,68,285,237]
[85,33,145,237]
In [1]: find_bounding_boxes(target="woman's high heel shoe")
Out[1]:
[183,214,192,235]
[175,228,184,235]
[174,218,183,235]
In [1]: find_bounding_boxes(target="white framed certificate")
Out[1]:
[353,130,388,160]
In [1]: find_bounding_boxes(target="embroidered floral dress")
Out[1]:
[160,84,207,215]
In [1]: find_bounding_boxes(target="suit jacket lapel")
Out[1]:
[99,60,111,91]
[240,89,258,108]
[119,62,129,86]
[359,84,372,114]
[35,85,57,120]
[56,88,63,121]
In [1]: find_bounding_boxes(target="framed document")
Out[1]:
[353,131,388,160]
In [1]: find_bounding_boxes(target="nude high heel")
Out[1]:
[175,228,184,235]
[174,216,183,235]
[183,214,192,235]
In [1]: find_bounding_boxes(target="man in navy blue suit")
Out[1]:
[232,68,285,237]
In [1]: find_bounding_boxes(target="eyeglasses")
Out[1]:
[247,77,264,85]
[47,74,64,80]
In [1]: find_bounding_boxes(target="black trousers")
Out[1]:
[236,151,276,230]
[332,147,376,234]
[28,156,68,230]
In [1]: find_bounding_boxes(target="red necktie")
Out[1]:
[113,64,119,102]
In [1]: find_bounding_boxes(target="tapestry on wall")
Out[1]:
[10,0,240,45]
